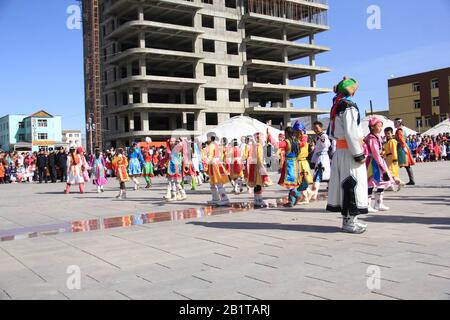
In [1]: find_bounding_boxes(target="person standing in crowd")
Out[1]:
[47,148,57,183]
[90,148,108,193]
[395,118,416,185]
[206,135,230,206]
[65,146,85,194]
[293,121,314,204]
[141,146,154,189]
[365,117,392,212]
[384,127,402,189]
[36,148,49,184]
[311,121,331,201]
[112,148,129,200]
[164,138,186,202]
[278,127,301,207]
[326,77,369,234]
[128,142,145,191]
[229,139,244,194]
[246,132,272,208]
[57,148,68,182]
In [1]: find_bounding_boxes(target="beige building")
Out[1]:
[62,130,83,147]
[96,0,332,147]
[388,67,450,132]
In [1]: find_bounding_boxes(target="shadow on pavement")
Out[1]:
[187,221,342,233]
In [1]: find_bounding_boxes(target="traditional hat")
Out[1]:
[368,116,383,128]
[293,121,306,134]
[334,76,359,96]
[76,146,84,154]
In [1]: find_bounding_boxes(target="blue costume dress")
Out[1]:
[128,147,145,176]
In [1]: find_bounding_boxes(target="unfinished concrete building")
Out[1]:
[99,0,331,147]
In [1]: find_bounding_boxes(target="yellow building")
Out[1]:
[388,67,450,132]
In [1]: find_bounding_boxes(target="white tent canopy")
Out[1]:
[422,119,450,136]
[199,116,283,143]
[361,115,417,137]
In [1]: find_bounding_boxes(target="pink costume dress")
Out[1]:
[364,133,392,190]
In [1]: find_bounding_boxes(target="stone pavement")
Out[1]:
[0,162,449,300]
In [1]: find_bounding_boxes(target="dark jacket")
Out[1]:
[48,152,56,167]
[58,152,68,168]
[36,154,48,168]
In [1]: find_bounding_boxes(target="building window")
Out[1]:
[202,15,214,28]
[229,90,241,102]
[228,66,240,79]
[204,64,216,77]
[225,0,236,8]
[412,82,420,92]
[38,120,48,127]
[202,0,213,4]
[414,100,421,109]
[205,88,217,101]
[18,122,25,129]
[416,117,423,128]
[18,134,25,142]
[69,134,73,137]
[424,116,431,127]
[203,39,215,53]
[440,114,448,122]
[206,113,218,126]
[38,133,48,140]
[115,116,118,130]
[226,19,238,32]
[432,97,440,107]
[431,78,439,89]
[227,42,239,55]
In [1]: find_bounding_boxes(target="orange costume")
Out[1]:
[207,142,229,185]
[112,154,130,183]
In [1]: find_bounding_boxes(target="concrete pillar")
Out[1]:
[138,6,144,21]
[181,90,186,104]
[169,115,177,130]
[283,114,292,128]
[182,112,188,130]
[128,88,134,105]
[127,63,132,77]
[142,111,149,131]
[141,87,148,104]
[129,113,135,131]
[139,32,146,49]
[194,111,204,133]
[309,33,317,110]
[139,57,146,76]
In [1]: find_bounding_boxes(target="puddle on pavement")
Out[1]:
[0,194,327,242]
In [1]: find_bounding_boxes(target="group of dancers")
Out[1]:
[61,76,416,234]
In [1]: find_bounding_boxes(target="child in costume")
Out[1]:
[229,139,244,194]
[128,142,145,190]
[206,135,230,206]
[164,138,187,202]
[77,147,91,185]
[91,148,108,193]
[112,148,130,199]
[277,127,301,207]
[65,146,86,194]
[383,127,402,188]
[365,117,392,212]
[247,132,273,208]
[294,121,314,204]
[311,121,331,201]
[394,118,416,185]
[326,77,369,234]
[142,147,154,189]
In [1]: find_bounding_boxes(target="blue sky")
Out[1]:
[0,0,449,131]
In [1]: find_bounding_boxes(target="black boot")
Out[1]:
[406,167,415,185]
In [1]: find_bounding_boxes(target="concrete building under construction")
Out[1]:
[92,0,331,147]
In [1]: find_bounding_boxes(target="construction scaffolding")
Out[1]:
[245,0,328,26]
[80,0,103,152]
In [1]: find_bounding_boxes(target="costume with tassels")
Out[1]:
[206,136,230,206]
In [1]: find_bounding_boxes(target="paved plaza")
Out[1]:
[0,162,449,300]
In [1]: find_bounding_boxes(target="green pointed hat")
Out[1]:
[334,77,358,96]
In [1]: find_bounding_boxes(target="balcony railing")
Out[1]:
[245,0,328,26]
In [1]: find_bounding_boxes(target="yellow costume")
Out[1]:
[207,142,229,185]
[384,138,399,178]
[298,138,313,186]
[247,142,272,188]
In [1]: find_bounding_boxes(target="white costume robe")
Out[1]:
[312,133,331,182]
[326,97,368,216]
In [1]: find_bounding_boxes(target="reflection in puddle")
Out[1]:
[0,200,281,242]
[0,194,327,242]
